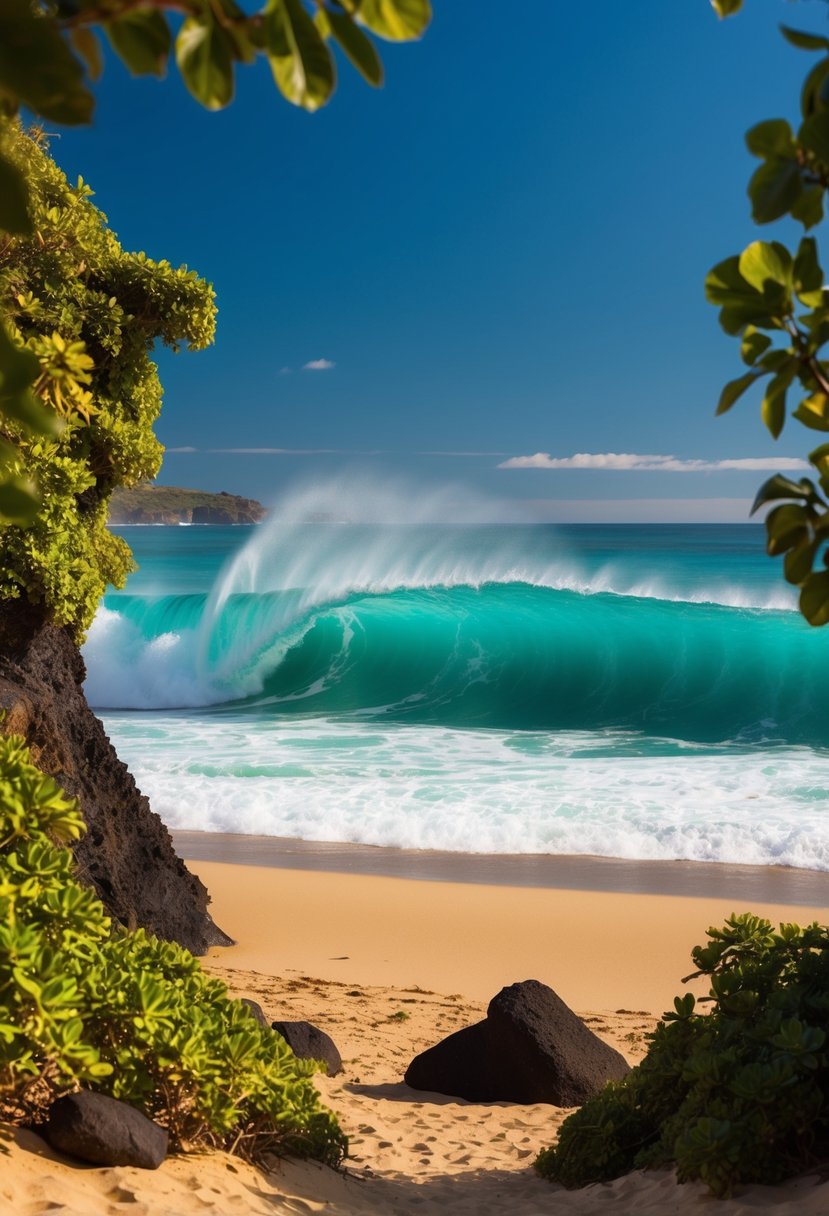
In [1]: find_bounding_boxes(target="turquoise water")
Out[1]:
[85,518,829,868]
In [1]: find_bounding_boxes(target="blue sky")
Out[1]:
[49,0,827,521]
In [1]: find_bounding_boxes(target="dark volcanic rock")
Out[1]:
[404,978,629,1105]
[44,1091,168,1169]
[241,998,269,1027]
[271,1020,343,1076]
[404,1020,493,1100]
[0,602,230,954]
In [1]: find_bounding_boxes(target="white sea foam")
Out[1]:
[100,712,829,869]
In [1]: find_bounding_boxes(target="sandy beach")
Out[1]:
[7,843,829,1215]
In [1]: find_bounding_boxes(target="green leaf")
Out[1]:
[761,372,791,438]
[738,241,793,292]
[765,502,810,552]
[69,28,104,83]
[711,0,743,15]
[265,0,336,112]
[794,236,824,306]
[800,570,829,625]
[751,474,817,514]
[318,6,383,85]
[176,17,235,109]
[741,327,773,365]
[705,256,755,306]
[794,390,829,432]
[716,371,762,415]
[810,444,829,481]
[356,0,432,41]
[0,0,93,125]
[785,538,817,584]
[745,119,795,158]
[106,11,172,79]
[0,476,40,526]
[791,184,825,229]
[801,57,829,118]
[781,26,829,53]
[0,150,31,236]
[799,112,829,163]
[748,158,803,224]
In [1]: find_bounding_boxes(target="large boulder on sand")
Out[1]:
[404,979,629,1105]
[43,1091,168,1169]
[271,1020,343,1076]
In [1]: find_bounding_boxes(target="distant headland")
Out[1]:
[109,485,266,526]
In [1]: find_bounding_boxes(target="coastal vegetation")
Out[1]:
[710,0,829,625]
[536,912,829,1196]
[0,731,346,1165]
[0,122,215,638]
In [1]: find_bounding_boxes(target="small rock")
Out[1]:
[44,1091,168,1169]
[271,1020,342,1076]
[240,998,269,1027]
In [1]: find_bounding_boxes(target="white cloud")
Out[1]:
[165,446,198,453]
[303,358,335,371]
[279,366,292,375]
[498,452,810,472]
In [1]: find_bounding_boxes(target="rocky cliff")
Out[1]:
[0,602,230,955]
[109,486,266,526]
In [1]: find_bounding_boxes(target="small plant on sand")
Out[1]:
[0,733,346,1165]
[536,912,829,1197]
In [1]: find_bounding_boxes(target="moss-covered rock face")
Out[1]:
[0,122,216,639]
[536,913,829,1198]
[0,732,346,1167]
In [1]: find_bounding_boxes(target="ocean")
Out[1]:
[84,515,829,871]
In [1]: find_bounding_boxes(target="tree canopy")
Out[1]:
[0,122,215,636]
[710,0,829,624]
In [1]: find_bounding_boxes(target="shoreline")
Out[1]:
[174,829,829,907]
[184,854,829,1011]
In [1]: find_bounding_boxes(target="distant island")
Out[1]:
[109,485,267,526]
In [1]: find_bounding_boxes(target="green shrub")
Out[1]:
[536,912,829,1197]
[0,733,346,1166]
[0,121,216,638]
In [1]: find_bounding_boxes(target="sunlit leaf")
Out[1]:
[738,240,793,291]
[265,0,335,111]
[356,0,432,41]
[711,0,743,15]
[176,16,234,109]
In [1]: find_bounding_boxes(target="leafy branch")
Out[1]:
[710,2,829,624]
